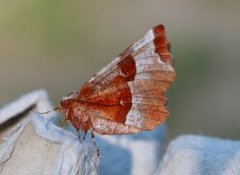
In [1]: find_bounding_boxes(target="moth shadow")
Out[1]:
[96,137,132,175]
[96,124,167,175]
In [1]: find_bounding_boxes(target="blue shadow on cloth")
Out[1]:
[96,124,167,175]
[97,136,132,175]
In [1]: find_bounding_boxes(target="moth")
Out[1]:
[58,25,175,140]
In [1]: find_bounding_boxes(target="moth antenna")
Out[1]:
[32,106,62,115]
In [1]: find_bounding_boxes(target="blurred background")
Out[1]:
[0,0,240,140]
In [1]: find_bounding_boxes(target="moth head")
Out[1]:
[60,91,79,109]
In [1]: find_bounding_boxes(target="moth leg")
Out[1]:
[90,129,95,139]
[77,131,83,143]
[91,129,99,157]
[83,131,88,141]
[89,119,100,156]
[82,119,91,141]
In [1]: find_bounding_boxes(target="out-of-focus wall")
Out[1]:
[1,0,240,140]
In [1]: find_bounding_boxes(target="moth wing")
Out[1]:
[79,25,175,133]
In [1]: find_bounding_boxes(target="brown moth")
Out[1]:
[58,25,175,140]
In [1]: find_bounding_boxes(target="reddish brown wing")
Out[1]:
[78,25,175,133]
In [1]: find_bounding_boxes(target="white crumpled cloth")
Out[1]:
[156,135,240,175]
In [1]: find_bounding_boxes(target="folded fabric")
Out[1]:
[156,135,240,175]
